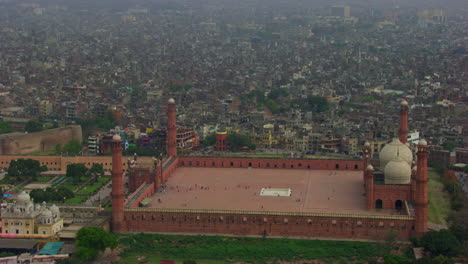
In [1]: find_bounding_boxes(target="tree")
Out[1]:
[381,230,399,256]
[75,247,98,261]
[383,254,408,264]
[0,121,13,134]
[30,186,74,203]
[202,133,216,147]
[76,227,117,252]
[66,163,88,184]
[307,96,330,113]
[227,132,251,152]
[88,164,104,177]
[7,159,47,181]
[442,141,458,151]
[63,140,82,154]
[420,230,462,257]
[415,256,455,264]
[25,121,43,133]
[55,144,62,154]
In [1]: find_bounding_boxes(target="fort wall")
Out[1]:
[123,208,415,240]
[0,155,156,172]
[0,126,82,155]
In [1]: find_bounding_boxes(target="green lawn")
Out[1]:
[35,176,52,183]
[64,197,86,204]
[76,183,103,196]
[118,233,381,264]
[61,184,79,191]
[428,171,451,225]
[98,177,111,184]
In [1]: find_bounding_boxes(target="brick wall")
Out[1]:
[123,208,415,240]
[178,157,363,171]
[374,185,411,209]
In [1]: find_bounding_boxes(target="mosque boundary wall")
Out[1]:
[177,157,364,171]
[122,208,415,240]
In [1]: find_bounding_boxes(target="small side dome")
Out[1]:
[400,99,408,106]
[412,165,417,171]
[384,159,411,185]
[112,134,121,141]
[50,204,59,214]
[364,141,370,147]
[41,208,52,218]
[17,191,31,204]
[366,164,374,171]
[168,98,175,104]
[419,139,427,146]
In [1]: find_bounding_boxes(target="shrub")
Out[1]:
[420,230,462,257]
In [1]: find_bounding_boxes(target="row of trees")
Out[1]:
[66,163,104,184]
[76,110,117,137]
[55,140,83,155]
[29,186,74,203]
[0,121,13,134]
[6,159,47,182]
[203,132,256,151]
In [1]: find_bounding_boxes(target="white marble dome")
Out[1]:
[50,204,59,214]
[41,208,52,218]
[112,134,121,141]
[379,138,413,169]
[17,191,31,204]
[168,98,175,104]
[384,158,412,185]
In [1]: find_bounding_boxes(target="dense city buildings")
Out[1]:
[109,99,430,240]
[0,0,467,261]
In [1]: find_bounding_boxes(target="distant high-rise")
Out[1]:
[331,5,351,18]
[418,9,446,25]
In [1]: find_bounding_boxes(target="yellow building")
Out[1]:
[1,191,63,237]
[368,139,389,157]
[39,100,54,116]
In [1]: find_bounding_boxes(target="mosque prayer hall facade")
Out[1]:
[110,99,429,240]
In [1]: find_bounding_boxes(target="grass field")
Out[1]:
[35,176,52,183]
[428,170,451,225]
[76,183,103,196]
[118,233,381,264]
[64,197,86,204]
[98,177,111,184]
[61,184,79,191]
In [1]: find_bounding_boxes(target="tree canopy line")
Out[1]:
[66,163,104,184]
[76,110,117,138]
[203,131,256,151]
[55,139,83,155]
[30,187,74,203]
[238,89,330,115]
[6,159,47,182]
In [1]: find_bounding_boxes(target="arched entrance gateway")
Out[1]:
[395,200,403,210]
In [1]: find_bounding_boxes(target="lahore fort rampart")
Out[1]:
[0,125,82,155]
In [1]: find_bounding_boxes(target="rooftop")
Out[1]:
[148,167,401,217]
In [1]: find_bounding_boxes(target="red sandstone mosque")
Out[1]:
[110,99,429,240]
